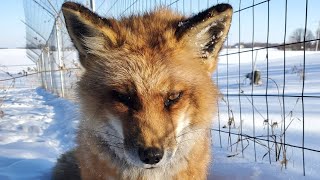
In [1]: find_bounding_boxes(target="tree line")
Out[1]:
[227,27,320,51]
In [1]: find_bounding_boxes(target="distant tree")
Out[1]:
[26,43,46,49]
[289,28,315,50]
[316,28,320,38]
[230,42,281,49]
[315,28,320,51]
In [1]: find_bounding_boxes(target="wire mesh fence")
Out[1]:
[0,65,40,89]
[23,0,82,99]
[16,0,320,177]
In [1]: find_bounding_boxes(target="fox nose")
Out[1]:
[138,147,164,165]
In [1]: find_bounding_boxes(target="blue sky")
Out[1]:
[0,0,319,48]
[0,0,26,48]
[227,0,320,45]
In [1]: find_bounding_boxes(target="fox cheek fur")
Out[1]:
[53,1,233,179]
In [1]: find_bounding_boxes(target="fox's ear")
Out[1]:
[175,4,232,72]
[62,2,118,67]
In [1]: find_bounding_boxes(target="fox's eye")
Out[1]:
[165,92,183,107]
[111,90,132,106]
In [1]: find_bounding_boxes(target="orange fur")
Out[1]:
[55,2,232,180]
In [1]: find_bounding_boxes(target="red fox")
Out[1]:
[53,2,232,179]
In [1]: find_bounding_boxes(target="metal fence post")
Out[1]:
[36,60,41,87]
[39,52,44,88]
[89,0,95,11]
[41,51,48,90]
[46,47,54,93]
[316,22,320,51]
[55,17,65,97]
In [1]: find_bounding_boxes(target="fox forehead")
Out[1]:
[81,9,185,59]
[85,9,200,83]
[89,49,206,96]
[84,9,213,92]
[113,8,185,51]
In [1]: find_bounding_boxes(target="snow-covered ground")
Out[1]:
[0,49,35,73]
[210,48,320,179]
[0,88,78,179]
[0,49,40,90]
[0,48,319,179]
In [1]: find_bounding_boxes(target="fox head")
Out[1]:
[62,2,232,170]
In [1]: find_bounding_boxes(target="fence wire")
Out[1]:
[13,0,320,177]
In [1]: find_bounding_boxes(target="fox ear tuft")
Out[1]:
[62,2,118,68]
[175,4,233,72]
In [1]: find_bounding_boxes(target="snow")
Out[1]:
[0,48,319,179]
[0,88,78,179]
[210,48,320,180]
[0,49,40,89]
[0,49,35,73]
[209,148,305,180]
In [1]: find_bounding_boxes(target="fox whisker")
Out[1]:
[176,128,210,139]
[177,136,210,146]
[96,142,124,150]
[81,128,124,140]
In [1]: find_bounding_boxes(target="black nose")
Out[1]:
[138,147,164,165]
